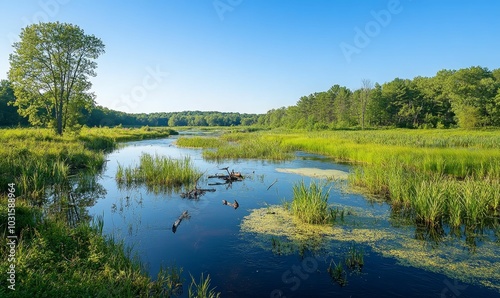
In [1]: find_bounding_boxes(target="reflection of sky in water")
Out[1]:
[88,137,500,297]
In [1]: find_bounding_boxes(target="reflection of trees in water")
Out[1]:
[44,172,107,227]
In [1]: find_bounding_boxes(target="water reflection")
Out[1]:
[44,172,107,227]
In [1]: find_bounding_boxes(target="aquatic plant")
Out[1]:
[328,260,347,286]
[0,197,185,297]
[115,153,202,192]
[176,136,224,148]
[0,127,180,297]
[290,180,332,224]
[188,273,221,298]
[344,243,364,271]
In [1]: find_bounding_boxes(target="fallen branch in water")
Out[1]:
[222,199,239,210]
[172,210,190,233]
[267,179,278,191]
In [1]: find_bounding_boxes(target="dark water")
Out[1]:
[88,136,500,298]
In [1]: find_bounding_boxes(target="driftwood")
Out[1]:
[172,210,190,233]
[180,187,216,199]
[208,167,244,185]
[222,199,239,209]
[180,172,215,199]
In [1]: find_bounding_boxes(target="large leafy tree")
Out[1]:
[8,22,105,134]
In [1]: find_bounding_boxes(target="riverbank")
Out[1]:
[0,127,183,297]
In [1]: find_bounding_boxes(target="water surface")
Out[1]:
[88,135,500,297]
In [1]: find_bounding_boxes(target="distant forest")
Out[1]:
[2,66,500,129]
[259,66,500,129]
[0,79,259,128]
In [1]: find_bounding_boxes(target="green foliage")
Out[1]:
[290,180,332,224]
[220,129,500,228]
[0,127,175,201]
[116,153,202,193]
[0,126,181,297]
[260,65,500,129]
[181,132,294,161]
[345,243,364,271]
[327,260,347,286]
[0,197,184,297]
[8,22,105,135]
[176,136,225,148]
[0,80,29,127]
[188,273,221,298]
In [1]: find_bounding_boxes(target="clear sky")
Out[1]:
[1,0,499,114]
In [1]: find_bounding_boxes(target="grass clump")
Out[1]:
[177,132,294,161]
[116,153,201,192]
[328,260,347,286]
[289,180,333,224]
[176,136,224,148]
[344,243,364,271]
[188,273,221,298]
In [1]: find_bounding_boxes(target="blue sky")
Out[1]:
[1,0,499,114]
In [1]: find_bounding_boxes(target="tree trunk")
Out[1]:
[56,98,63,135]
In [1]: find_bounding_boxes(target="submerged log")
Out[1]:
[180,187,216,199]
[222,199,239,209]
[172,210,190,233]
[208,167,244,183]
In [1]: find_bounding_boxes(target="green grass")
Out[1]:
[176,136,225,148]
[188,273,221,298]
[289,180,333,225]
[345,243,364,271]
[0,126,182,297]
[0,127,176,201]
[328,260,347,286]
[0,197,183,297]
[193,128,500,229]
[177,133,294,160]
[116,153,202,193]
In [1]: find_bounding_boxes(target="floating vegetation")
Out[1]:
[116,153,202,193]
[240,205,500,292]
[275,167,349,180]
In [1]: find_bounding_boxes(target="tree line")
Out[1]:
[258,66,500,129]
[0,82,258,128]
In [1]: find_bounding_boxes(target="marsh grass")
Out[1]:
[188,273,221,298]
[0,127,181,297]
[0,197,184,297]
[290,180,333,224]
[176,136,224,148]
[218,129,500,230]
[177,132,294,160]
[0,127,175,201]
[345,243,364,271]
[116,153,201,193]
[328,260,347,286]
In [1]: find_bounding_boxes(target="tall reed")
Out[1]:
[116,153,201,192]
[290,180,332,224]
